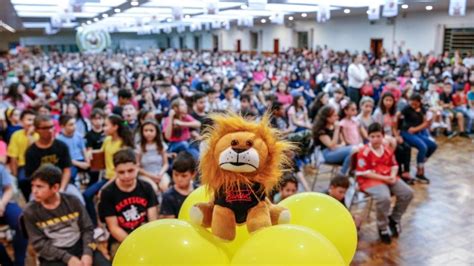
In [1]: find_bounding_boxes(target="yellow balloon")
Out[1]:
[279,192,357,265]
[113,219,229,265]
[178,185,250,258]
[178,185,211,221]
[231,224,345,265]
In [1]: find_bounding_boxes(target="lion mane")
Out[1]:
[199,112,295,196]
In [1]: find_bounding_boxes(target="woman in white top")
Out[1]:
[347,54,368,104]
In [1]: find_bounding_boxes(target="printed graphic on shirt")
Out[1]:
[115,196,149,230]
[41,154,59,165]
[35,211,81,248]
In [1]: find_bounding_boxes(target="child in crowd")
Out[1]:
[356,97,375,141]
[339,101,365,146]
[83,114,134,226]
[273,175,298,203]
[452,84,474,135]
[400,93,437,183]
[163,98,201,159]
[288,95,312,132]
[275,82,293,108]
[24,164,110,266]
[2,107,22,144]
[137,119,170,193]
[329,87,349,113]
[99,149,158,251]
[159,152,197,218]
[219,87,241,112]
[309,92,329,120]
[439,82,466,137]
[85,109,106,187]
[65,101,90,137]
[325,175,350,206]
[0,164,28,266]
[356,123,414,244]
[205,89,221,113]
[57,114,90,184]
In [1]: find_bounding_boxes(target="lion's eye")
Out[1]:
[231,140,239,146]
[246,140,253,147]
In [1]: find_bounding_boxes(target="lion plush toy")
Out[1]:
[190,113,294,241]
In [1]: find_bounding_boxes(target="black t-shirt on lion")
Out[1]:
[25,139,72,178]
[99,180,158,237]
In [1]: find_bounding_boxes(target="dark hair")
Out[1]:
[379,92,397,116]
[140,119,164,153]
[118,89,132,99]
[59,114,74,126]
[309,92,328,119]
[240,93,251,103]
[92,99,108,110]
[107,114,134,148]
[34,114,52,128]
[339,101,356,119]
[205,88,217,95]
[312,105,336,141]
[172,151,196,173]
[409,93,422,102]
[329,174,350,189]
[31,164,62,187]
[192,92,206,103]
[72,89,85,102]
[6,83,23,103]
[91,108,106,119]
[368,122,384,135]
[271,101,283,113]
[113,148,137,167]
[291,94,304,110]
[280,175,298,189]
[224,86,234,94]
[20,109,36,120]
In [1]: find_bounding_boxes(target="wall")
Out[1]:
[1,8,473,53]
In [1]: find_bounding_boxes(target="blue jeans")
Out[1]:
[454,106,474,133]
[0,203,27,266]
[322,146,353,175]
[168,141,199,160]
[83,179,108,226]
[401,131,437,164]
[348,87,361,105]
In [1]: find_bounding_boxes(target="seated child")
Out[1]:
[159,151,197,218]
[325,174,350,206]
[356,123,414,244]
[99,148,158,247]
[23,164,110,266]
[273,175,298,203]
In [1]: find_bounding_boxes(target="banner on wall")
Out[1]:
[248,0,267,10]
[172,6,183,21]
[317,4,330,23]
[449,0,466,16]
[368,4,380,20]
[382,0,398,17]
[204,0,219,15]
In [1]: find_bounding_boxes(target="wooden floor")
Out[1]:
[10,136,474,265]
[348,136,474,266]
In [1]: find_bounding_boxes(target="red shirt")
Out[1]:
[382,85,402,101]
[356,144,398,192]
[162,114,195,142]
[452,93,467,107]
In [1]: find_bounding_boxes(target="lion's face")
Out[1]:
[215,132,268,173]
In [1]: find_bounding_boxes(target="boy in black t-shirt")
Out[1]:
[99,148,158,245]
[85,108,106,151]
[159,152,196,218]
[23,164,110,266]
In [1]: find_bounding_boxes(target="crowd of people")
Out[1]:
[0,46,473,265]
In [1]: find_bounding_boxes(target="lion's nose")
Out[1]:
[232,147,248,154]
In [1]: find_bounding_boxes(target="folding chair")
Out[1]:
[346,152,374,223]
[310,146,341,191]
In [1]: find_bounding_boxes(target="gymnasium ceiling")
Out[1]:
[1,0,473,33]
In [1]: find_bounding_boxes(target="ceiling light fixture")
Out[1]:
[166,18,172,22]
[131,1,139,6]
[86,20,92,24]
[77,26,83,31]
[93,17,99,21]
[301,12,307,17]
[114,8,121,13]
[288,16,294,21]
[261,18,266,23]
[425,5,433,10]
[102,13,108,18]
[343,9,350,14]
[401,4,408,9]
[241,4,247,9]
[185,14,191,19]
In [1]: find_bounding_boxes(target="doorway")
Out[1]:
[297,32,308,49]
[194,36,201,51]
[273,39,279,54]
[250,32,259,51]
[212,34,219,51]
[236,39,241,52]
[370,39,383,59]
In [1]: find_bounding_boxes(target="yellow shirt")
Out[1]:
[102,136,123,179]
[7,129,39,167]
